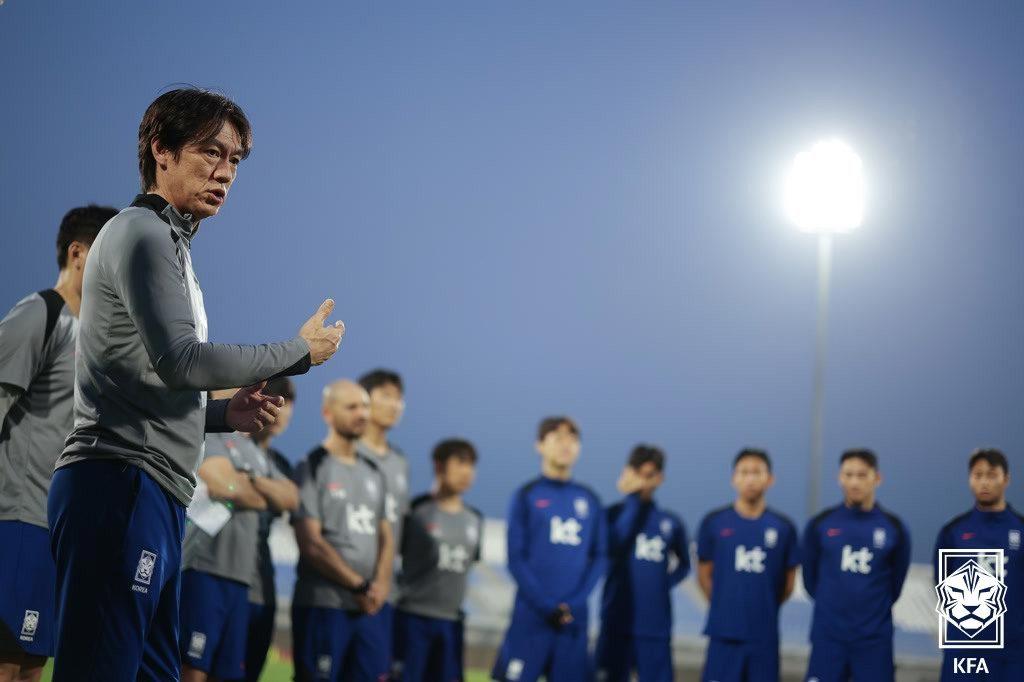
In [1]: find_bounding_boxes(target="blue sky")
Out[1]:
[1,1,1021,560]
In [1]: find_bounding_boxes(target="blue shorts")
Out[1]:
[179,569,250,679]
[491,617,590,682]
[805,635,893,682]
[392,610,463,682]
[0,521,56,658]
[595,631,672,682]
[701,637,779,682]
[47,460,186,682]
[940,648,1024,682]
[245,600,276,682]
[291,604,390,681]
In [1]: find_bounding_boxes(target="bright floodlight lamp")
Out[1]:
[784,139,865,234]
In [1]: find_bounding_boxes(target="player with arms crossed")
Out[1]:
[596,444,690,682]
[492,416,606,682]
[393,438,483,681]
[0,205,117,682]
[934,448,1023,681]
[802,449,911,682]
[179,388,300,682]
[697,448,799,682]
[291,380,394,681]
[47,88,345,681]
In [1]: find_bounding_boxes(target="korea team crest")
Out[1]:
[1010,530,1021,551]
[574,497,589,519]
[935,549,1007,649]
[661,518,673,537]
[764,527,778,548]
[873,528,886,549]
[135,550,157,585]
[20,610,39,641]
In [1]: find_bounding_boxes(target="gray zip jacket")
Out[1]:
[57,194,311,506]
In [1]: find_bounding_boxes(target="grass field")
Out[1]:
[40,650,492,681]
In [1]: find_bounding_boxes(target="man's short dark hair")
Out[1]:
[56,205,118,269]
[138,88,253,191]
[840,448,878,470]
[536,416,580,442]
[433,438,478,466]
[969,448,1009,476]
[358,369,404,395]
[628,444,665,472]
[264,377,296,403]
[733,448,772,473]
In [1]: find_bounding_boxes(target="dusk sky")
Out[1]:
[1,1,1021,561]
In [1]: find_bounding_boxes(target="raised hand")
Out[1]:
[226,382,285,433]
[299,299,345,366]
[616,466,642,495]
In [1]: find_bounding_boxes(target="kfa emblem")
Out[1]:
[764,527,778,548]
[20,610,39,640]
[187,631,206,659]
[935,549,1007,649]
[466,521,479,544]
[365,478,378,499]
[1010,530,1021,551]
[873,528,886,549]
[135,550,157,585]
[574,497,589,519]
[660,518,673,537]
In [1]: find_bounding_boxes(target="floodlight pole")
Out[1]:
[808,233,832,518]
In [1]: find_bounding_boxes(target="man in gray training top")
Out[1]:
[393,439,483,682]
[179,388,300,682]
[46,88,345,682]
[356,368,410,650]
[292,379,394,682]
[0,205,117,682]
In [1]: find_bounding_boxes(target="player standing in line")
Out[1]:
[802,449,911,682]
[245,376,299,682]
[696,449,799,682]
[291,380,394,681]
[47,88,345,681]
[356,369,410,662]
[393,439,483,681]
[595,445,690,682]
[491,416,606,682]
[179,389,300,682]
[0,205,117,682]
[933,449,1023,681]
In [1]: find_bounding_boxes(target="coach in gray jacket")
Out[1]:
[47,88,345,682]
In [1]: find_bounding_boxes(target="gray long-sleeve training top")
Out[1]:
[56,194,312,506]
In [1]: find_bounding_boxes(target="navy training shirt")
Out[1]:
[697,505,800,642]
[600,494,689,638]
[802,503,911,643]
[506,476,606,631]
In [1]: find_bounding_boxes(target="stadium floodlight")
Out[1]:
[784,139,865,234]
[786,139,865,517]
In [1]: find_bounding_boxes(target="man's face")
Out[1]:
[970,460,1009,506]
[536,423,580,471]
[839,457,881,505]
[154,121,243,220]
[368,383,404,429]
[438,455,477,495]
[323,386,370,441]
[732,456,773,501]
[632,461,665,496]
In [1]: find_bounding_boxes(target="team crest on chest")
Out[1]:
[660,518,673,537]
[365,478,378,498]
[1010,530,1020,551]
[574,497,589,519]
[466,521,479,543]
[873,528,886,549]
[764,527,778,548]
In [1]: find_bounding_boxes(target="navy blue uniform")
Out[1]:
[596,494,689,682]
[802,504,910,682]
[697,506,799,682]
[933,505,1024,681]
[492,477,606,682]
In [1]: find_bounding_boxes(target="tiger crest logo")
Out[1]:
[935,549,1007,648]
